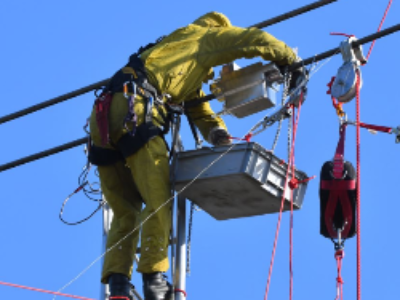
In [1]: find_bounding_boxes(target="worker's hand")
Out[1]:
[288,56,308,91]
[209,127,232,146]
[279,56,308,91]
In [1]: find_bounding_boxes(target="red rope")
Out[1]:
[365,0,393,61]
[335,250,345,300]
[175,289,187,297]
[0,281,95,300]
[289,101,302,300]
[330,32,355,38]
[264,93,303,300]
[356,70,362,300]
[229,133,253,143]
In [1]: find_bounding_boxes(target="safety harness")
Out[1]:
[89,37,179,166]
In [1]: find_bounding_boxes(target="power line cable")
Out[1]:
[0,0,338,126]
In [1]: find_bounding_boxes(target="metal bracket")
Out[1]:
[251,104,293,136]
[340,36,367,65]
[392,126,400,143]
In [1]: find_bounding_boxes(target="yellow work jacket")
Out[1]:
[140,12,296,140]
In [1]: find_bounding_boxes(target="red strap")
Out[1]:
[321,180,356,190]
[359,122,392,133]
[333,125,346,179]
[110,297,130,300]
[95,92,113,146]
[323,180,355,239]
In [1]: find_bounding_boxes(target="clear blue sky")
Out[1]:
[1,0,399,299]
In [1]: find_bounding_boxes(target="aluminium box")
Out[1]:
[211,62,284,118]
[174,142,309,220]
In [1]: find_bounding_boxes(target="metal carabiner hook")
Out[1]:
[123,81,137,99]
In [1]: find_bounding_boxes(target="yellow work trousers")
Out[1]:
[90,93,172,283]
[99,136,172,283]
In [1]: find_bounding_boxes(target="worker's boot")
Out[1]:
[109,273,135,300]
[142,272,172,300]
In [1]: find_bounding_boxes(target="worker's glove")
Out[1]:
[279,56,308,91]
[208,127,232,146]
[290,56,309,92]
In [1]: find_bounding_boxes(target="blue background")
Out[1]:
[1,0,399,299]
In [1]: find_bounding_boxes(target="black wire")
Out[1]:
[59,163,104,225]
[59,198,106,226]
[78,164,102,202]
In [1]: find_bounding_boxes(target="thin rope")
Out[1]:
[264,95,303,300]
[356,70,362,300]
[365,0,393,61]
[0,281,95,300]
[290,98,302,300]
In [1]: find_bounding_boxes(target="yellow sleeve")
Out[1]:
[198,26,296,68]
[185,89,227,142]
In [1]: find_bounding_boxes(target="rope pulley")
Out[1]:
[331,35,367,103]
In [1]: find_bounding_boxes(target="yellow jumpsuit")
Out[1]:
[89,12,296,283]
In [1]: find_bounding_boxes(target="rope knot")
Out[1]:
[288,176,316,190]
[229,133,253,143]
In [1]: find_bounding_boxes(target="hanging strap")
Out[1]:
[333,124,346,179]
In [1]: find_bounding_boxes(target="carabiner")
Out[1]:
[123,81,137,99]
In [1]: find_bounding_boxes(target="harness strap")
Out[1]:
[88,122,164,166]
[333,124,346,179]
[95,92,113,146]
[321,179,356,239]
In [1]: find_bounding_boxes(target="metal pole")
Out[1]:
[101,202,113,300]
[174,195,187,300]
[169,114,188,300]
[249,0,338,29]
[0,79,109,125]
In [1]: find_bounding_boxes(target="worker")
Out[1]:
[89,12,301,300]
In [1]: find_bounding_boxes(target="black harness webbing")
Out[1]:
[88,38,170,166]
